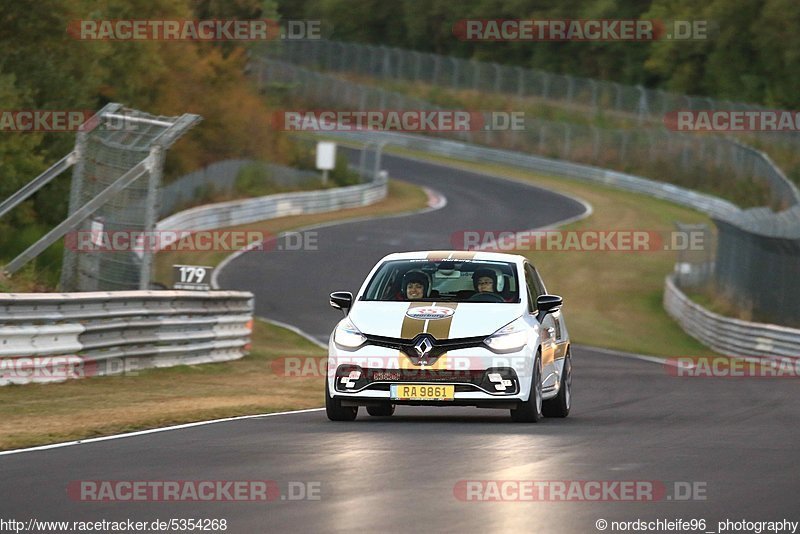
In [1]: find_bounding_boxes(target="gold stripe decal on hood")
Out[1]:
[400,301,429,339]
[399,302,459,369]
[425,302,458,340]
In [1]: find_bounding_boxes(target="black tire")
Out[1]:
[542,350,571,418]
[366,403,396,417]
[511,353,543,422]
[325,378,358,421]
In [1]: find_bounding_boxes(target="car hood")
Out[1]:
[348,301,522,339]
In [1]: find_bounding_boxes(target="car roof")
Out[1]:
[378,250,528,265]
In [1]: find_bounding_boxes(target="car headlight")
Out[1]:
[334,318,366,349]
[484,317,531,353]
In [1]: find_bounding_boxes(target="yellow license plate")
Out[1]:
[390,384,455,400]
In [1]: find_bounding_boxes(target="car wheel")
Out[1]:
[325,377,358,421]
[542,349,571,418]
[510,352,543,423]
[366,403,396,417]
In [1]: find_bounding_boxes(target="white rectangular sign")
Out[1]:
[316,141,336,170]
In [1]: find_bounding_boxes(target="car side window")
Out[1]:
[525,264,545,298]
[523,264,537,313]
[533,268,547,296]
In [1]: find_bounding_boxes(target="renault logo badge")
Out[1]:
[414,336,434,358]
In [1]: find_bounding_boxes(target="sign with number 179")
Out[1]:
[172,264,213,290]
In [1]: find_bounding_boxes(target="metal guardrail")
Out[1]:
[663,276,800,359]
[153,174,388,251]
[0,291,253,385]
[160,160,322,218]
[312,128,743,221]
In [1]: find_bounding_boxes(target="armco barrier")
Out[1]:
[0,290,253,385]
[663,276,800,359]
[311,128,742,221]
[153,175,387,251]
[159,160,322,218]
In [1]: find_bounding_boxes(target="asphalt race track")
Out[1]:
[2,153,799,533]
[220,151,588,340]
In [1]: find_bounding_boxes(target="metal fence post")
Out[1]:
[59,132,87,291]
[139,146,163,290]
[636,85,648,124]
[373,142,386,180]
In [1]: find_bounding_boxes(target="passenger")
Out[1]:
[472,269,498,294]
[401,271,429,300]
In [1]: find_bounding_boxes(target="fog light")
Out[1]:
[480,368,519,395]
[336,365,364,390]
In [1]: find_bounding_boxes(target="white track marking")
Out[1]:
[0,408,325,457]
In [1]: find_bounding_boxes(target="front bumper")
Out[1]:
[327,340,537,405]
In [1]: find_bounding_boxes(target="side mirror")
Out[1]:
[535,294,562,322]
[329,291,353,314]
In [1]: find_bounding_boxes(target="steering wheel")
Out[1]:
[467,292,505,302]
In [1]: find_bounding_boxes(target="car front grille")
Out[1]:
[362,333,487,364]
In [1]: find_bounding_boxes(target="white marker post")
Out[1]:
[316,141,336,185]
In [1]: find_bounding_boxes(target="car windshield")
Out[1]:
[361,259,520,303]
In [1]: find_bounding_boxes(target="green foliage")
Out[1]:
[0,0,301,291]
[330,152,361,186]
[279,0,799,108]
[285,143,361,186]
[0,74,46,229]
[234,163,278,196]
[0,223,63,290]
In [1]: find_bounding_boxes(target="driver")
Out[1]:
[401,271,430,300]
[472,269,498,294]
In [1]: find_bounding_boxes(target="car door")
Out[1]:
[532,265,569,362]
[524,263,557,375]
